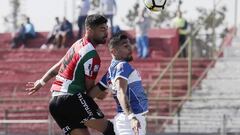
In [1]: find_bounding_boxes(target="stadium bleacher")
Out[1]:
[0,29,212,134]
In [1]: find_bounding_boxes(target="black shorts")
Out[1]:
[49,92,104,134]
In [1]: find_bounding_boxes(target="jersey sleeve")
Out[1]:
[114,62,134,81]
[83,55,100,80]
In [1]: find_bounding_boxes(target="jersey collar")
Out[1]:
[83,36,97,48]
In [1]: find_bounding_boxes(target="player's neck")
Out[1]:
[113,56,125,62]
[85,35,97,47]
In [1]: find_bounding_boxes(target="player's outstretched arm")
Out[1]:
[87,83,108,100]
[115,78,141,135]
[87,72,109,100]
[26,57,64,95]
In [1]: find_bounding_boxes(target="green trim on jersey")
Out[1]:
[68,50,99,94]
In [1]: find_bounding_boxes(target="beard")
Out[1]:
[93,35,107,44]
[124,55,133,62]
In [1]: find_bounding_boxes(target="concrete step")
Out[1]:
[165,46,240,133]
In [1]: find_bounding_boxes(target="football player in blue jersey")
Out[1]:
[89,33,148,135]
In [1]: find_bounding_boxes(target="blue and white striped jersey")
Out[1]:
[100,59,148,115]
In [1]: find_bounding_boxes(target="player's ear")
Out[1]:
[111,48,117,56]
[86,26,93,33]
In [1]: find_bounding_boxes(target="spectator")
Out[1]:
[100,0,117,35]
[41,17,61,49]
[11,17,36,48]
[11,23,25,48]
[135,8,150,59]
[112,25,122,36]
[77,0,90,38]
[57,17,73,48]
[172,10,189,57]
[23,17,36,47]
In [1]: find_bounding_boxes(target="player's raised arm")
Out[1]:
[25,57,64,95]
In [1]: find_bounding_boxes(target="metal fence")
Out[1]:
[1,114,240,135]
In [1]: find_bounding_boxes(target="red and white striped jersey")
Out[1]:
[50,37,101,94]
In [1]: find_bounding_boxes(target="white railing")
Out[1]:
[0,115,54,135]
[1,113,240,135]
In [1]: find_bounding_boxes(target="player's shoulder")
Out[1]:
[74,39,97,54]
[116,61,133,71]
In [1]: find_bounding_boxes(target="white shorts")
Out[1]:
[114,113,146,135]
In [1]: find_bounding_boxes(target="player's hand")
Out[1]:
[25,80,43,95]
[130,117,141,135]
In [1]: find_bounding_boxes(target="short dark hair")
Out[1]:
[108,33,128,49]
[85,14,107,28]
